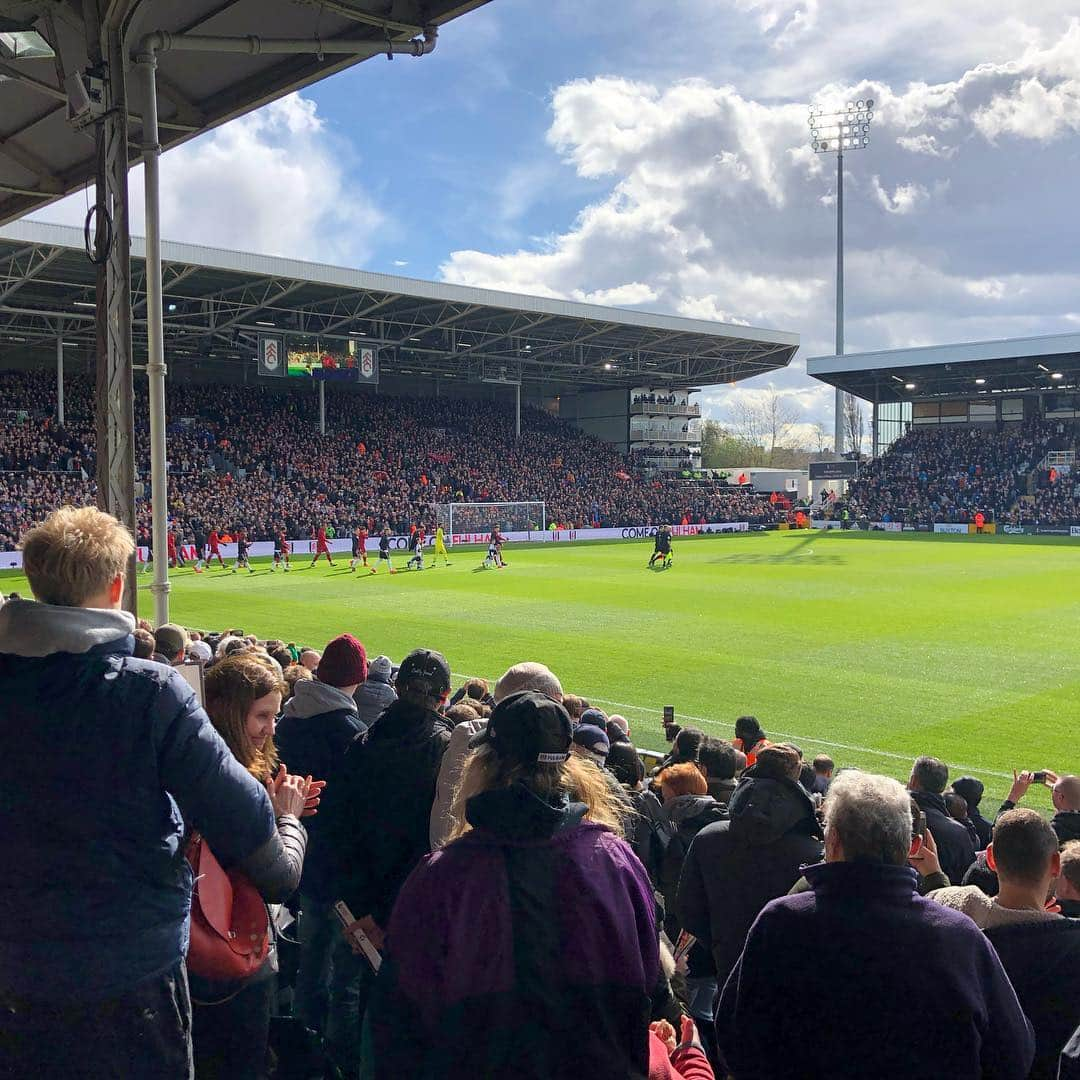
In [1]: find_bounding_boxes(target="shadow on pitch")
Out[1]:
[712,553,845,565]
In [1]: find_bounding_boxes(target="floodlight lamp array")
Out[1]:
[808,98,875,153]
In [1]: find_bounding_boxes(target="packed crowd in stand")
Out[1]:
[846,419,1079,526]
[2,504,1079,1079]
[0,371,778,551]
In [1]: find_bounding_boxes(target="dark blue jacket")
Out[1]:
[716,861,1035,1080]
[276,679,363,899]
[0,601,275,1001]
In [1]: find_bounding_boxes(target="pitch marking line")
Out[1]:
[450,671,1012,781]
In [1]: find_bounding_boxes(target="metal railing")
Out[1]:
[630,402,701,417]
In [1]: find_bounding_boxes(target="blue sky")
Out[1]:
[33,1,1080,439]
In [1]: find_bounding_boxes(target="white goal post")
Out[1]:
[435,502,546,540]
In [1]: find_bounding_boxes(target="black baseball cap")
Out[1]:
[395,648,451,694]
[470,690,573,765]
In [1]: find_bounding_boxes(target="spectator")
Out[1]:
[430,661,563,851]
[677,745,823,991]
[367,690,663,1078]
[188,638,213,664]
[1058,842,1080,918]
[0,506,289,1077]
[606,713,631,745]
[997,769,1080,844]
[946,790,982,850]
[811,753,834,796]
[715,770,1035,1080]
[908,755,976,884]
[131,625,156,659]
[952,775,992,849]
[572,723,611,767]
[153,621,189,664]
[732,715,767,766]
[196,654,313,1080]
[354,653,397,728]
[275,634,367,1036]
[930,810,1080,1080]
[322,649,453,1070]
[561,693,589,722]
[696,737,740,806]
[299,648,321,672]
[284,662,313,700]
[607,739,646,789]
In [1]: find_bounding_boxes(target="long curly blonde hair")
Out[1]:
[449,745,626,842]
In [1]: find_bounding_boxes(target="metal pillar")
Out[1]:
[515,382,521,440]
[135,49,170,627]
[55,326,64,427]
[94,24,138,616]
[834,149,845,455]
[319,380,326,436]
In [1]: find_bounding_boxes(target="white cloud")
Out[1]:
[870,176,930,215]
[441,17,1080,431]
[32,94,385,265]
[573,282,658,307]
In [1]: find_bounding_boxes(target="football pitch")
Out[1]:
[3,530,1077,804]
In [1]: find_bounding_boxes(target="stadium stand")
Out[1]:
[845,419,1079,527]
[0,371,779,551]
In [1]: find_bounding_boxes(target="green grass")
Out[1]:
[3,530,1077,807]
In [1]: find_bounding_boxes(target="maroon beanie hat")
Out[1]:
[316,634,368,688]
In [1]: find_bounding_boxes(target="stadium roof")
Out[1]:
[0,219,800,390]
[807,331,1080,404]
[0,0,492,227]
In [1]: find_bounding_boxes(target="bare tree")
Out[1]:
[731,389,801,466]
[843,393,865,455]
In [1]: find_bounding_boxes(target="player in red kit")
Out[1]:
[272,528,291,572]
[350,526,375,573]
[310,524,334,567]
[207,528,226,569]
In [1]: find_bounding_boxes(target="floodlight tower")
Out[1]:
[809,98,874,453]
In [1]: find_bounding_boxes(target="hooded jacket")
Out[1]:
[322,697,451,925]
[0,600,276,1001]
[984,918,1080,1080]
[716,861,1035,1080]
[910,788,976,884]
[676,772,823,986]
[656,794,727,940]
[367,782,660,1079]
[353,670,397,729]
[276,679,363,899]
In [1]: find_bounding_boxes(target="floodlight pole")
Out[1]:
[834,149,844,454]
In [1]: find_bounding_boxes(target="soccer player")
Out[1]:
[376,526,396,574]
[232,530,255,574]
[350,526,375,574]
[484,526,508,569]
[272,528,291,572]
[166,529,178,570]
[406,526,426,571]
[310,523,334,567]
[207,528,226,569]
[432,524,450,567]
[648,524,673,568]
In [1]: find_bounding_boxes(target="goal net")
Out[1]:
[435,502,546,540]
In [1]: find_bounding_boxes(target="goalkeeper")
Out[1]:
[648,525,673,568]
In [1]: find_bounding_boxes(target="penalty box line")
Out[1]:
[450,671,1012,781]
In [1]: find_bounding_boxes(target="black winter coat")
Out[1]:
[677,774,823,986]
[911,789,976,884]
[323,699,451,925]
[985,918,1080,1080]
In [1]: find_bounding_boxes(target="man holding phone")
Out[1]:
[999,769,1080,845]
